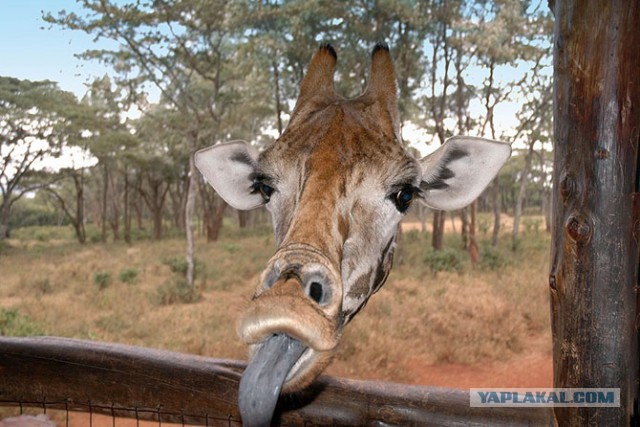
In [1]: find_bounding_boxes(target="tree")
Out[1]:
[0,77,87,240]
[82,76,136,243]
[44,167,89,244]
[509,60,553,248]
[45,0,272,286]
[467,0,551,247]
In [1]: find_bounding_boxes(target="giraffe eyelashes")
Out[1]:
[252,180,275,203]
[391,185,418,213]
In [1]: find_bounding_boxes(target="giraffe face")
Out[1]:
[195,45,511,403]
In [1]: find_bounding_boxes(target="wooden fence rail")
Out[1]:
[0,336,552,426]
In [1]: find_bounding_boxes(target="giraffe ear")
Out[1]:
[194,141,264,210]
[362,43,400,139]
[419,136,511,210]
[290,44,338,121]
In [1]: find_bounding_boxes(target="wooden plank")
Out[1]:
[0,336,552,426]
[550,1,640,425]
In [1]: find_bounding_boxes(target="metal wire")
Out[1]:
[0,399,241,426]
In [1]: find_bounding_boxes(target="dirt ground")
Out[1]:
[409,334,552,389]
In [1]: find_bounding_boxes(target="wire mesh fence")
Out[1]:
[0,336,551,426]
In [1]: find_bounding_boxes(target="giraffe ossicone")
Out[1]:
[195,43,511,425]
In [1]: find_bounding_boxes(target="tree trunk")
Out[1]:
[205,191,226,242]
[152,208,163,240]
[0,199,11,240]
[108,167,121,241]
[238,210,250,229]
[185,153,198,287]
[490,179,501,247]
[199,180,227,243]
[133,197,144,231]
[431,210,446,250]
[73,173,86,245]
[272,59,284,136]
[101,164,109,243]
[550,1,640,425]
[468,201,479,264]
[137,177,169,241]
[124,166,131,245]
[460,207,469,250]
[513,141,536,248]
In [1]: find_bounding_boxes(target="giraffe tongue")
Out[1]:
[238,334,306,427]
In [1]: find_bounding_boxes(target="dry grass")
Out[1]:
[325,227,550,383]
[0,218,551,384]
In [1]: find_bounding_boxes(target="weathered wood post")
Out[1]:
[550,1,640,425]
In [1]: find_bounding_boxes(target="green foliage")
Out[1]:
[0,239,10,254]
[119,268,139,285]
[88,230,103,244]
[163,257,204,277]
[151,279,202,305]
[9,200,66,229]
[93,271,112,290]
[12,226,74,242]
[424,248,465,275]
[478,220,490,236]
[220,242,240,253]
[0,308,45,336]
[0,76,95,239]
[480,244,510,271]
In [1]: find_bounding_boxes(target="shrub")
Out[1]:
[151,279,202,305]
[119,268,139,285]
[12,226,73,242]
[93,271,112,290]
[0,308,44,336]
[480,245,509,271]
[163,257,204,277]
[424,248,464,275]
[88,231,103,243]
[130,227,151,241]
[0,239,11,254]
[220,242,240,253]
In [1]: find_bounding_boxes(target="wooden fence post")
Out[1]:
[550,1,640,425]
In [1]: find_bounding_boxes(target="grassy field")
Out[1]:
[0,215,551,386]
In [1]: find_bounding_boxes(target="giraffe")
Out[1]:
[195,43,511,425]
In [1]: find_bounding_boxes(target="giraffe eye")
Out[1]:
[392,186,416,213]
[252,181,274,203]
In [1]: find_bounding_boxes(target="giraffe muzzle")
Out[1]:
[236,246,344,424]
[238,245,343,352]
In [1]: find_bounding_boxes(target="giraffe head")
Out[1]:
[196,43,510,407]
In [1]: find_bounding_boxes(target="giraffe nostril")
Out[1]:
[309,282,324,304]
[305,275,331,306]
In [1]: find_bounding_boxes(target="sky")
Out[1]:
[0,1,542,156]
[0,1,113,97]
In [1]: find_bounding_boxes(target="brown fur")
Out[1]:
[237,45,418,392]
